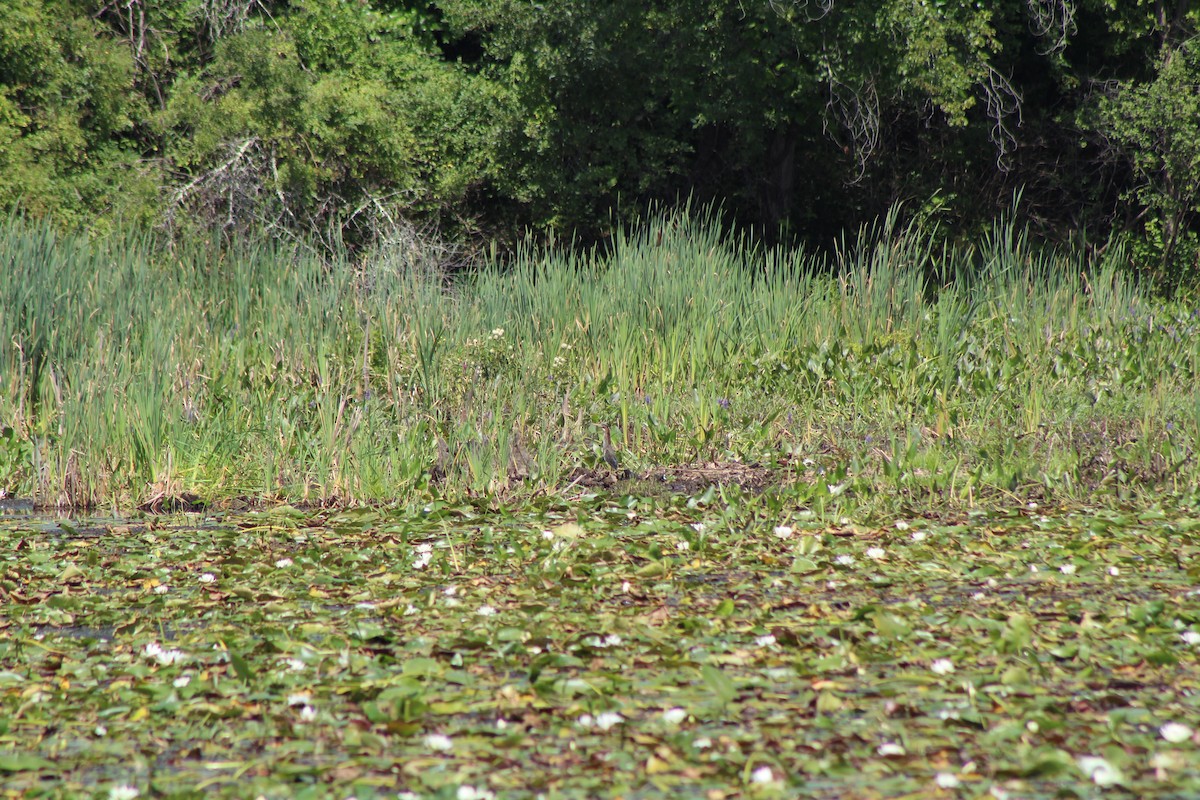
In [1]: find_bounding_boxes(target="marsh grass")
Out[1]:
[2,208,1196,509]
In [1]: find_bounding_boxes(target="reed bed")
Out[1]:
[1,209,1195,510]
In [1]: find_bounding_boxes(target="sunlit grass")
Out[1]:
[1,207,1196,509]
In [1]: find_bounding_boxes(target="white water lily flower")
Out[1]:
[755,634,777,647]
[153,584,169,595]
[1181,631,1200,646]
[894,520,910,530]
[773,525,794,539]
[935,773,960,789]
[693,736,712,749]
[198,573,215,583]
[910,530,927,542]
[274,557,293,568]
[173,675,191,688]
[866,547,885,560]
[477,605,497,617]
[1078,755,1123,786]
[691,523,706,533]
[1060,564,1077,575]
[594,711,624,730]
[1160,723,1194,743]
[287,693,312,707]
[835,554,855,566]
[676,540,690,552]
[95,725,107,737]
[108,786,140,800]
[750,766,776,784]
[930,659,955,676]
[457,786,495,800]
[1029,565,1039,573]
[144,642,185,666]
[662,708,687,725]
[424,733,453,752]
[298,705,316,722]
[1108,566,1120,576]
[877,743,905,756]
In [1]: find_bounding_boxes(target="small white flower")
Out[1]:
[662,707,687,725]
[577,714,594,728]
[153,584,169,595]
[877,743,905,756]
[866,547,885,560]
[1108,566,1120,576]
[676,540,690,552]
[198,573,215,584]
[457,786,495,800]
[835,554,855,566]
[930,659,955,676]
[693,736,712,749]
[934,773,960,789]
[287,693,312,707]
[594,711,624,730]
[477,605,497,617]
[424,733,453,752]
[275,558,294,568]
[1027,502,1039,510]
[750,766,776,784]
[602,634,622,647]
[444,586,458,597]
[1059,564,1076,575]
[1160,723,1194,743]
[755,634,777,647]
[108,786,140,800]
[173,675,191,688]
[285,658,306,672]
[94,725,108,737]
[894,520,910,531]
[298,705,316,722]
[404,604,419,615]
[1181,631,1200,646]
[144,642,185,666]
[491,328,504,338]
[621,581,631,593]
[1077,755,1122,786]
[690,523,705,533]
[773,525,794,539]
[1029,565,1039,573]
[910,530,927,542]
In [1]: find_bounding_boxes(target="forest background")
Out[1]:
[2,0,1198,290]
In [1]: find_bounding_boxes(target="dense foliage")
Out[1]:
[1,1,1198,286]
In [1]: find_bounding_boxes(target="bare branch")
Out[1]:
[1025,0,1077,56]
[983,65,1023,171]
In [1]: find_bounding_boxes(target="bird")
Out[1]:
[601,423,622,472]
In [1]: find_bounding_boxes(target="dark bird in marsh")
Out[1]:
[601,423,620,471]
[601,423,632,480]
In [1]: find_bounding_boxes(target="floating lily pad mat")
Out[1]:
[2,499,1198,798]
